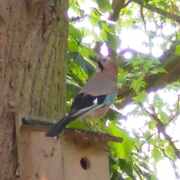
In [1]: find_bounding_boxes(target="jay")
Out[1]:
[47,56,118,137]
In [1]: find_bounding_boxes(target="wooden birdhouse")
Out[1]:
[16,117,122,180]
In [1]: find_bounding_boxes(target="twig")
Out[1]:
[140,104,180,159]
[123,0,132,8]
[69,15,88,22]
[140,4,147,32]
[132,0,180,24]
[110,0,129,21]
[119,47,152,58]
[171,160,180,179]
[166,95,180,125]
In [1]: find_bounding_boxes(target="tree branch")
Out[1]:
[132,0,180,24]
[69,15,88,22]
[117,43,180,108]
[119,47,153,58]
[110,0,131,21]
[141,104,180,159]
[167,95,180,125]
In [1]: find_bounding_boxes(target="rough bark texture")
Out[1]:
[0,0,68,179]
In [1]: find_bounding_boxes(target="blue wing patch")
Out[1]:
[104,92,117,105]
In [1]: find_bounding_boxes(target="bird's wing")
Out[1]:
[46,94,106,137]
[70,93,106,113]
[81,72,117,96]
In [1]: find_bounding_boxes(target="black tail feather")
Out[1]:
[46,115,75,137]
[46,104,101,137]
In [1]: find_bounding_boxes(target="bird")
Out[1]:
[46,56,118,137]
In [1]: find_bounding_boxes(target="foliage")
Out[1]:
[67,0,180,179]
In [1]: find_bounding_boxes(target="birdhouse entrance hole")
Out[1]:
[80,157,90,170]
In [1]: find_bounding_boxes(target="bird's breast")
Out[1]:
[83,106,109,119]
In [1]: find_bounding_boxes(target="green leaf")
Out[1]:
[68,59,88,85]
[69,24,82,41]
[117,68,129,85]
[96,0,111,11]
[118,159,134,177]
[68,38,79,52]
[154,95,164,109]
[79,45,94,58]
[133,91,147,103]
[152,147,162,162]
[106,122,135,160]
[165,145,176,160]
[107,31,119,50]
[158,110,169,124]
[177,33,180,40]
[90,10,101,25]
[149,175,157,180]
[131,77,146,93]
[67,119,88,130]
[148,120,156,130]
[175,45,180,55]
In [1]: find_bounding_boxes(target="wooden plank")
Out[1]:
[18,129,64,180]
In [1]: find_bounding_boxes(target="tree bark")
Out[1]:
[0,0,68,179]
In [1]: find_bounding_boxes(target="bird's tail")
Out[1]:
[46,104,103,137]
[46,114,76,137]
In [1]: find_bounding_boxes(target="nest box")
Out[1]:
[16,117,122,180]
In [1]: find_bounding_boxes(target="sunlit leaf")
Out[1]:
[96,0,111,11]
[152,147,163,162]
[106,122,135,160]
[165,144,176,160]
[131,77,146,93]
[175,44,180,55]
[133,91,147,103]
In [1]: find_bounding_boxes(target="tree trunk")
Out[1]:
[0,0,68,179]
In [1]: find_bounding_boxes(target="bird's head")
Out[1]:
[97,56,118,76]
[94,43,118,77]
